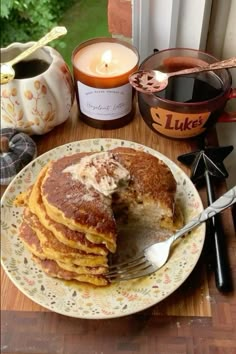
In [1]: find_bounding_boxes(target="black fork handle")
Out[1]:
[205,173,233,292]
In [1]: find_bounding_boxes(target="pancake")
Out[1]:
[19,221,45,259]
[55,260,106,275]
[20,211,108,282]
[24,208,108,267]
[33,257,108,286]
[41,153,117,252]
[28,165,108,256]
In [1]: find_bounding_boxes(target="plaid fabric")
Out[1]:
[0,128,37,185]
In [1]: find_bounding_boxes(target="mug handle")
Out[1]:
[218,88,236,122]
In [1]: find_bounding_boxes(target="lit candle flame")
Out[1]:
[101,50,112,67]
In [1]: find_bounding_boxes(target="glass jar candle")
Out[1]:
[72,37,139,129]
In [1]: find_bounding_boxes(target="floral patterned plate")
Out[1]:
[1,139,205,319]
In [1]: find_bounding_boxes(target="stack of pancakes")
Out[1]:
[15,147,183,286]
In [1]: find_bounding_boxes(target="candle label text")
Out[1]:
[77,81,132,120]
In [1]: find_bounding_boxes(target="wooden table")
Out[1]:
[1,103,236,354]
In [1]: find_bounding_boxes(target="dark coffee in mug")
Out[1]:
[155,73,223,103]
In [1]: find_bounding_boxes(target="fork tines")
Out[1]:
[106,254,156,282]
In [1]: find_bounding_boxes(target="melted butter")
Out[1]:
[63,152,130,196]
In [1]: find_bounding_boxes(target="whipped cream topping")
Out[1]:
[63,152,130,196]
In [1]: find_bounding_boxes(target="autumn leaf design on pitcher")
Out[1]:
[1,87,24,126]
[24,80,56,129]
[1,80,56,134]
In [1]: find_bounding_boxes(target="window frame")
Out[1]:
[132,0,213,62]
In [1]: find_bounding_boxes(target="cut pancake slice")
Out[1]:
[28,165,108,256]
[40,154,117,252]
[33,257,108,286]
[111,147,178,231]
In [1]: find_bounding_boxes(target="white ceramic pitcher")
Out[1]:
[1,42,74,135]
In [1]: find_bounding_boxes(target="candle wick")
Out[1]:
[105,63,108,68]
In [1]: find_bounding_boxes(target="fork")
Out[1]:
[106,186,236,282]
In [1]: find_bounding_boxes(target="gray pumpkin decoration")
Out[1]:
[0,128,37,185]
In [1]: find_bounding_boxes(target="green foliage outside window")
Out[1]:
[0,0,76,48]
